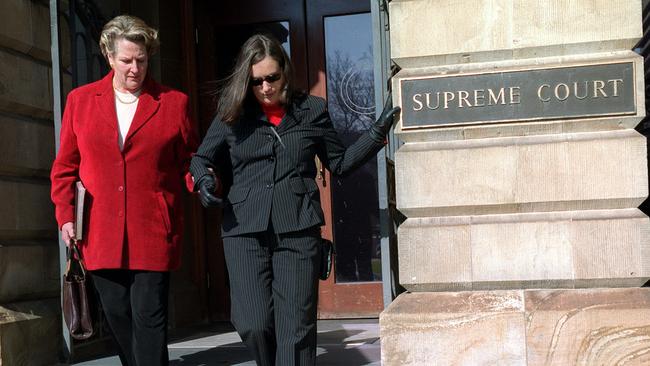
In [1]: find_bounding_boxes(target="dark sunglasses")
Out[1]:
[250,73,281,87]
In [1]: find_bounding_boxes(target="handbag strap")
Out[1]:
[65,240,87,278]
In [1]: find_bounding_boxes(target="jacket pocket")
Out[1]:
[227,186,250,204]
[289,177,319,194]
[156,192,172,235]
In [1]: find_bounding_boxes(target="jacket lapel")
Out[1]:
[94,71,119,132]
[276,97,308,134]
[125,77,160,142]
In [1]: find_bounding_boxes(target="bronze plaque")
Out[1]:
[399,61,636,129]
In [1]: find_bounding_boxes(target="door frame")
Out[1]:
[369,0,403,309]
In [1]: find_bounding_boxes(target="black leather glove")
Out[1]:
[369,93,401,143]
[195,174,223,208]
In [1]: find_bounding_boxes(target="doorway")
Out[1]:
[195,0,384,320]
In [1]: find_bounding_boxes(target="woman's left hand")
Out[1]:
[196,174,223,208]
[369,93,401,143]
[61,222,76,246]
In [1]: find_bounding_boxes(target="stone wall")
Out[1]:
[0,0,67,364]
[381,0,650,364]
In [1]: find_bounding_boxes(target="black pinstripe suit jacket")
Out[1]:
[190,94,384,237]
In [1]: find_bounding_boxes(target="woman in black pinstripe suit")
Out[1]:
[190,34,399,366]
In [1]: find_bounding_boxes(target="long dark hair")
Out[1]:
[216,34,295,124]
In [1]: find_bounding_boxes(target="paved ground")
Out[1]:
[73,319,381,365]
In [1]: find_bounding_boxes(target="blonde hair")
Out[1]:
[99,15,159,61]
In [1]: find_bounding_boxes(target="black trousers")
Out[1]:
[223,226,321,366]
[91,269,170,366]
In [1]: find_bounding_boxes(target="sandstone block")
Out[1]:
[398,209,650,291]
[381,291,527,365]
[526,288,650,366]
[0,0,51,62]
[395,130,647,217]
[0,0,35,54]
[0,49,53,119]
[0,243,60,304]
[389,0,642,67]
[0,114,54,178]
[0,298,61,366]
[0,179,56,240]
[381,288,650,365]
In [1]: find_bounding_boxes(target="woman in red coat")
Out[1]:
[50,15,197,366]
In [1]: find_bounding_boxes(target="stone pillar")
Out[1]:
[381,1,650,364]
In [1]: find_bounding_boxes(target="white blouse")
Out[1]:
[114,89,141,150]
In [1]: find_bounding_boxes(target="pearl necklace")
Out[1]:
[113,87,141,105]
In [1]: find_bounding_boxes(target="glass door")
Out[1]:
[306,0,384,318]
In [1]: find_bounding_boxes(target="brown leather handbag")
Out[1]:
[63,241,94,340]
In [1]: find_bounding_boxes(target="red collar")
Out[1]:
[261,103,286,126]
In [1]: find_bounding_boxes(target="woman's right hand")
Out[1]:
[196,174,223,208]
[61,222,75,246]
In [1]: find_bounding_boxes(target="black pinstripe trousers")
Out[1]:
[223,225,321,366]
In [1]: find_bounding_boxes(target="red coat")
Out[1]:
[51,71,198,271]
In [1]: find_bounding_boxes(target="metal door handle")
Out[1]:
[316,157,326,187]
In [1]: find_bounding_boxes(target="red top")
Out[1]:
[261,103,286,126]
